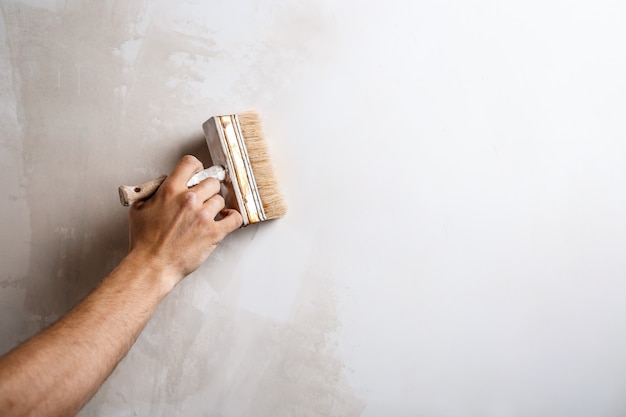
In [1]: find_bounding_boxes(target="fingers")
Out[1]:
[198,193,242,235]
[192,177,221,203]
[164,155,203,191]
[159,156,242,234]
[204,194,226,216]
[216,209,243,232]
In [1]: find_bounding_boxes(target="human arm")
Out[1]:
[0,155,243,417]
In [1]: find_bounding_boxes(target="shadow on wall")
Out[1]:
[179,134,214,168]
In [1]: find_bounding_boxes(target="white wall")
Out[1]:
[1,0,626,416]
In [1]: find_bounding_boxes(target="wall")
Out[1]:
[1,0,626,416]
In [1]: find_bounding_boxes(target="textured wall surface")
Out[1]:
[1,0,626,416]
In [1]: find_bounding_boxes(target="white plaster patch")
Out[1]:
[165,51,216,104]
[54,226,75,239]
[130,6,153,37]
[113,84,128,98]
[113,39,142,64]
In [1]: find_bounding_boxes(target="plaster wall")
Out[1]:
[1,1,626,416]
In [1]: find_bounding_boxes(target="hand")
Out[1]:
[128,155,243,288]
[0,155,242,417]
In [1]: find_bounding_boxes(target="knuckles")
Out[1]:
[181,154,202,168]
[159,182,178,199]
[196,208,215,226]
[181,191,198,208]
[208,194,225,210]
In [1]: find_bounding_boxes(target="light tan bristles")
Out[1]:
[238,111,287,220]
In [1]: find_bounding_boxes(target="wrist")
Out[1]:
[120,250,183,297]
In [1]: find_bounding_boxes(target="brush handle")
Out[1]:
[118,166,226,206]
[118,176,167,206]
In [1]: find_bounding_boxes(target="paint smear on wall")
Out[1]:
[82,232,365,416]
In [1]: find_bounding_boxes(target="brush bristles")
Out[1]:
[238,111,287,220]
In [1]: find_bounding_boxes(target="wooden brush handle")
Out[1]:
[118,175,167,206]
[118,166,227,206]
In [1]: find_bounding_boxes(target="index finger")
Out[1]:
[163,155,204,190]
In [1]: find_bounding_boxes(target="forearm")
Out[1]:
[0,155,242,417]
[0,253,175,417]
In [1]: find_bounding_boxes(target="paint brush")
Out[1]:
[118,111,287,226]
